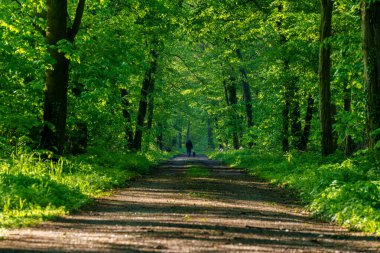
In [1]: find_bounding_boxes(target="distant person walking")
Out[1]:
[186,139,193,157]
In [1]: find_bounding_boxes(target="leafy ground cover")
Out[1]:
[0,148,172,228]
[210,149,380,234]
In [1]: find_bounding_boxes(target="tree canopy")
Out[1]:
[1,0,380,235]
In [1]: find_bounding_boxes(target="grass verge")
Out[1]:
[210,149,380,234]
[0,148,172,228]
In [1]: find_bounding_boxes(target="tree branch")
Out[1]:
[172,54,208,85]
[12,0,22,6]
[12,0,46,37]
[67,0,86,42]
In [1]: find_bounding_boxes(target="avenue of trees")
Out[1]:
[1,0,379,157]
[1,0,380,234]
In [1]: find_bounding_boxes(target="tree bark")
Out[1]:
[40,0,85,154]
[207,118,215,149]
[40,0,69,153]
[146,91,155,131]
[361,1,380,149]
[156,122,163,150]
[319,0,335,156]
[215,118,224,149]
[343,84,356,155]
[186,120,191,141]
[120,89,134,150]
[236,49,254,129]
[289,80,302,149]
[282,88,290,152]
[226,76,240,150]
[178,131,182,149]
[298,94,314,151]
[290,101,302,148]
[133,49,158,151]
[175,117,183,149]
[277,4,291,153]
[223,80,230,106]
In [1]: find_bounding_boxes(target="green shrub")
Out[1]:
[210,149,380,234]
[0,148,172,228]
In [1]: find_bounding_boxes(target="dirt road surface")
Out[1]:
[0,155,379,252]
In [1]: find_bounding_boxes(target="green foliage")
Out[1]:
[0,149,171,228]
[1,0,379,235]
[211,149,380,234]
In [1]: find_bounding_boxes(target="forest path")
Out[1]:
[0,155,379,252]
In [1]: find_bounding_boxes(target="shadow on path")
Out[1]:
[0,154,379,252]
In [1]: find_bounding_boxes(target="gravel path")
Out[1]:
[0,155,379,252]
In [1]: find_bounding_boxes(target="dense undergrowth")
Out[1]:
[0,148,172,228]
[210,149,380,234]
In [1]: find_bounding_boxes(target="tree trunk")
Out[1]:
[361,1,380,149]
[133,50,158,151]
[40,0,85,154]
[290,101,302,148]
[343,85,356,155]
[40,0,69,154]
[120,89,134,150]
[215,118,224,149]
[146,93,154,131]
[319,0,335,156]
[156,122,163,150]
[289,80,302,149]
[207,118,215,149]
[236,49,254,129]
[178,131,182,149]
[227,76,240,150]
[277,4,291,153]
[298,94,314,151]
[282,90,290,152]
[186,120,191,141]
[223,80,230,106]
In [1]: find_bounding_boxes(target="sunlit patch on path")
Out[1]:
[0,155,379,252]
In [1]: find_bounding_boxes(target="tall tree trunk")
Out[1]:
[319,0,335,156]
[186,120,191,141]
[133,50,158,151]
[343,85,356,155]
[277,4,291,153]
[236,49,254,129]
[40,0,85,154]
[40,0,69,154]
[215,118,224,149]
[289,80,302,149]
[361,1,380,149]
[290,101,302,148]
[146,93,154,131]
[120,89,134,150]
[282,58,291,152]
[227,76,240,150]
[282,88,290,152]
[156,122,163,150]
[207,118,215,149]
[178,131,182,149]
[176,117,183,149]
[223,80,230,106]
[298,94,314,151]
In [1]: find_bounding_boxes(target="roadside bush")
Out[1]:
[210,149,380,234]
[0,149,172,228]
